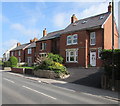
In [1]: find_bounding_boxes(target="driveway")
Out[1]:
[59,67,104,88]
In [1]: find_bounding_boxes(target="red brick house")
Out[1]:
[10,3,119,68]
[36,28,63,57]
[36,2,119,67]
[10,38,38,66]
[25,38,38,66]
[10,43,30,63]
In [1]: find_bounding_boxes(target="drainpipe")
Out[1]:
[85,39,88,68]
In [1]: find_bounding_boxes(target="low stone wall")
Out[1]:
[4,67,11,71]
[11,68,25,74]
[33,70,59,79]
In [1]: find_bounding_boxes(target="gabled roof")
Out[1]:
[11,43,30,51]
[26,42,36,49]
[38,29,64,41]
[63,12,111,33]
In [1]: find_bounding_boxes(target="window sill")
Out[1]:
[66,61,78,63]
[67,43,78,46]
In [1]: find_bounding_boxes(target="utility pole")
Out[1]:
[111,0,115,91]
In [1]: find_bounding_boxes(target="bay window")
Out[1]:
[66,49,78,62]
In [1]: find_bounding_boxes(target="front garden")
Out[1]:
[4,53,69,79]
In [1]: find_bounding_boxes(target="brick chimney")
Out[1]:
[108,2,112,12]
[71,14,78,23]
[30,39,33,43]
[17,42,21,46]
[33,37,38,42]
[43,28,47,37]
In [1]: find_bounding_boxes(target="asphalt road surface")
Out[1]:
[1,71,118,104]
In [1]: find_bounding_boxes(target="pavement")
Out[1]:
[1,70,119,102]
[1,70,119,104]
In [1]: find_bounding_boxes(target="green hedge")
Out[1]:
[100,49,120,80]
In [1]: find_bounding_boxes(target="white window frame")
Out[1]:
[42,43,46,50]
[90,32,96,46]
[39,53,47,57]
[66,49,78,63]
[98,47,102,58]
[27,57,32,64]
[28,48,32,54]
[72,34,78,44]
[67,34,78,45]
[18,57,21,63]
[67,35,72,45]
[18,50,21,56]
[11,52,14,56]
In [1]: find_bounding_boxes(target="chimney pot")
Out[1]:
[108,2,112,12]
[71,14,78,23]
[17,42,21,46]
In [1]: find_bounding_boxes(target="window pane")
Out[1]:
[67,36,72,45]
[70,57,74,61]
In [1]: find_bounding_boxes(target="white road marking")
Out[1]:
[3,78,15,83]
[22,85,57,100]
[52,85,75,92]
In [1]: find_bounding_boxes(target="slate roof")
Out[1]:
[38,12,111,41]
[11,43,30,51]
[38,29,64,41]
[26,42,36,49]
[63,12,111,33]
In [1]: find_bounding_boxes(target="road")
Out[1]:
[1,71,118,104]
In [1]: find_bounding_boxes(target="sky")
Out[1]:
[1,0,119,57]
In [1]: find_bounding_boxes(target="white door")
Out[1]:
[90,52,96,66]
[27,57,32,66]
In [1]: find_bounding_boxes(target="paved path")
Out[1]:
[59,67,104,88]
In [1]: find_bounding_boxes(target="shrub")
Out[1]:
[9,56,18,68]
[3,61,11,67]
[0,61,3,66]
[47,53,64,64]
[49,62,68,75]
[100,49,120,80]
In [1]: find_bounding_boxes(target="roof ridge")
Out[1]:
[76,12,110,22]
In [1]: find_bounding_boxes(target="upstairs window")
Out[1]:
[41,43,46,50]
[28,48,32,54]
[90,32,96,45]
[73,34,78,44]
[67,34,78,45]
[67,36,72,45]
[18,50,21,56]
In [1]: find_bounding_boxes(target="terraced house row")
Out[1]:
[10,3,119,67]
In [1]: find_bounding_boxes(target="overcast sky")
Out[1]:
[1,0,119,57]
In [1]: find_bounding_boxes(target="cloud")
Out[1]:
[2,39,18,55]
[53,13,68,28]
[10,23,40,37]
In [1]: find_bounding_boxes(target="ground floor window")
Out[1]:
[39,53,47,57]
[98,47,102,58]
[66,49,78,62]
[18,57,21,63]
[27,57,32,64]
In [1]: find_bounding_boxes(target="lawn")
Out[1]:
[15,66,34,69]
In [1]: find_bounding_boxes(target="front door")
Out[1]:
[90,51,96,66]
[27,57,32,66]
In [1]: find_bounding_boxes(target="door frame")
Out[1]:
[90,51,96,66]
